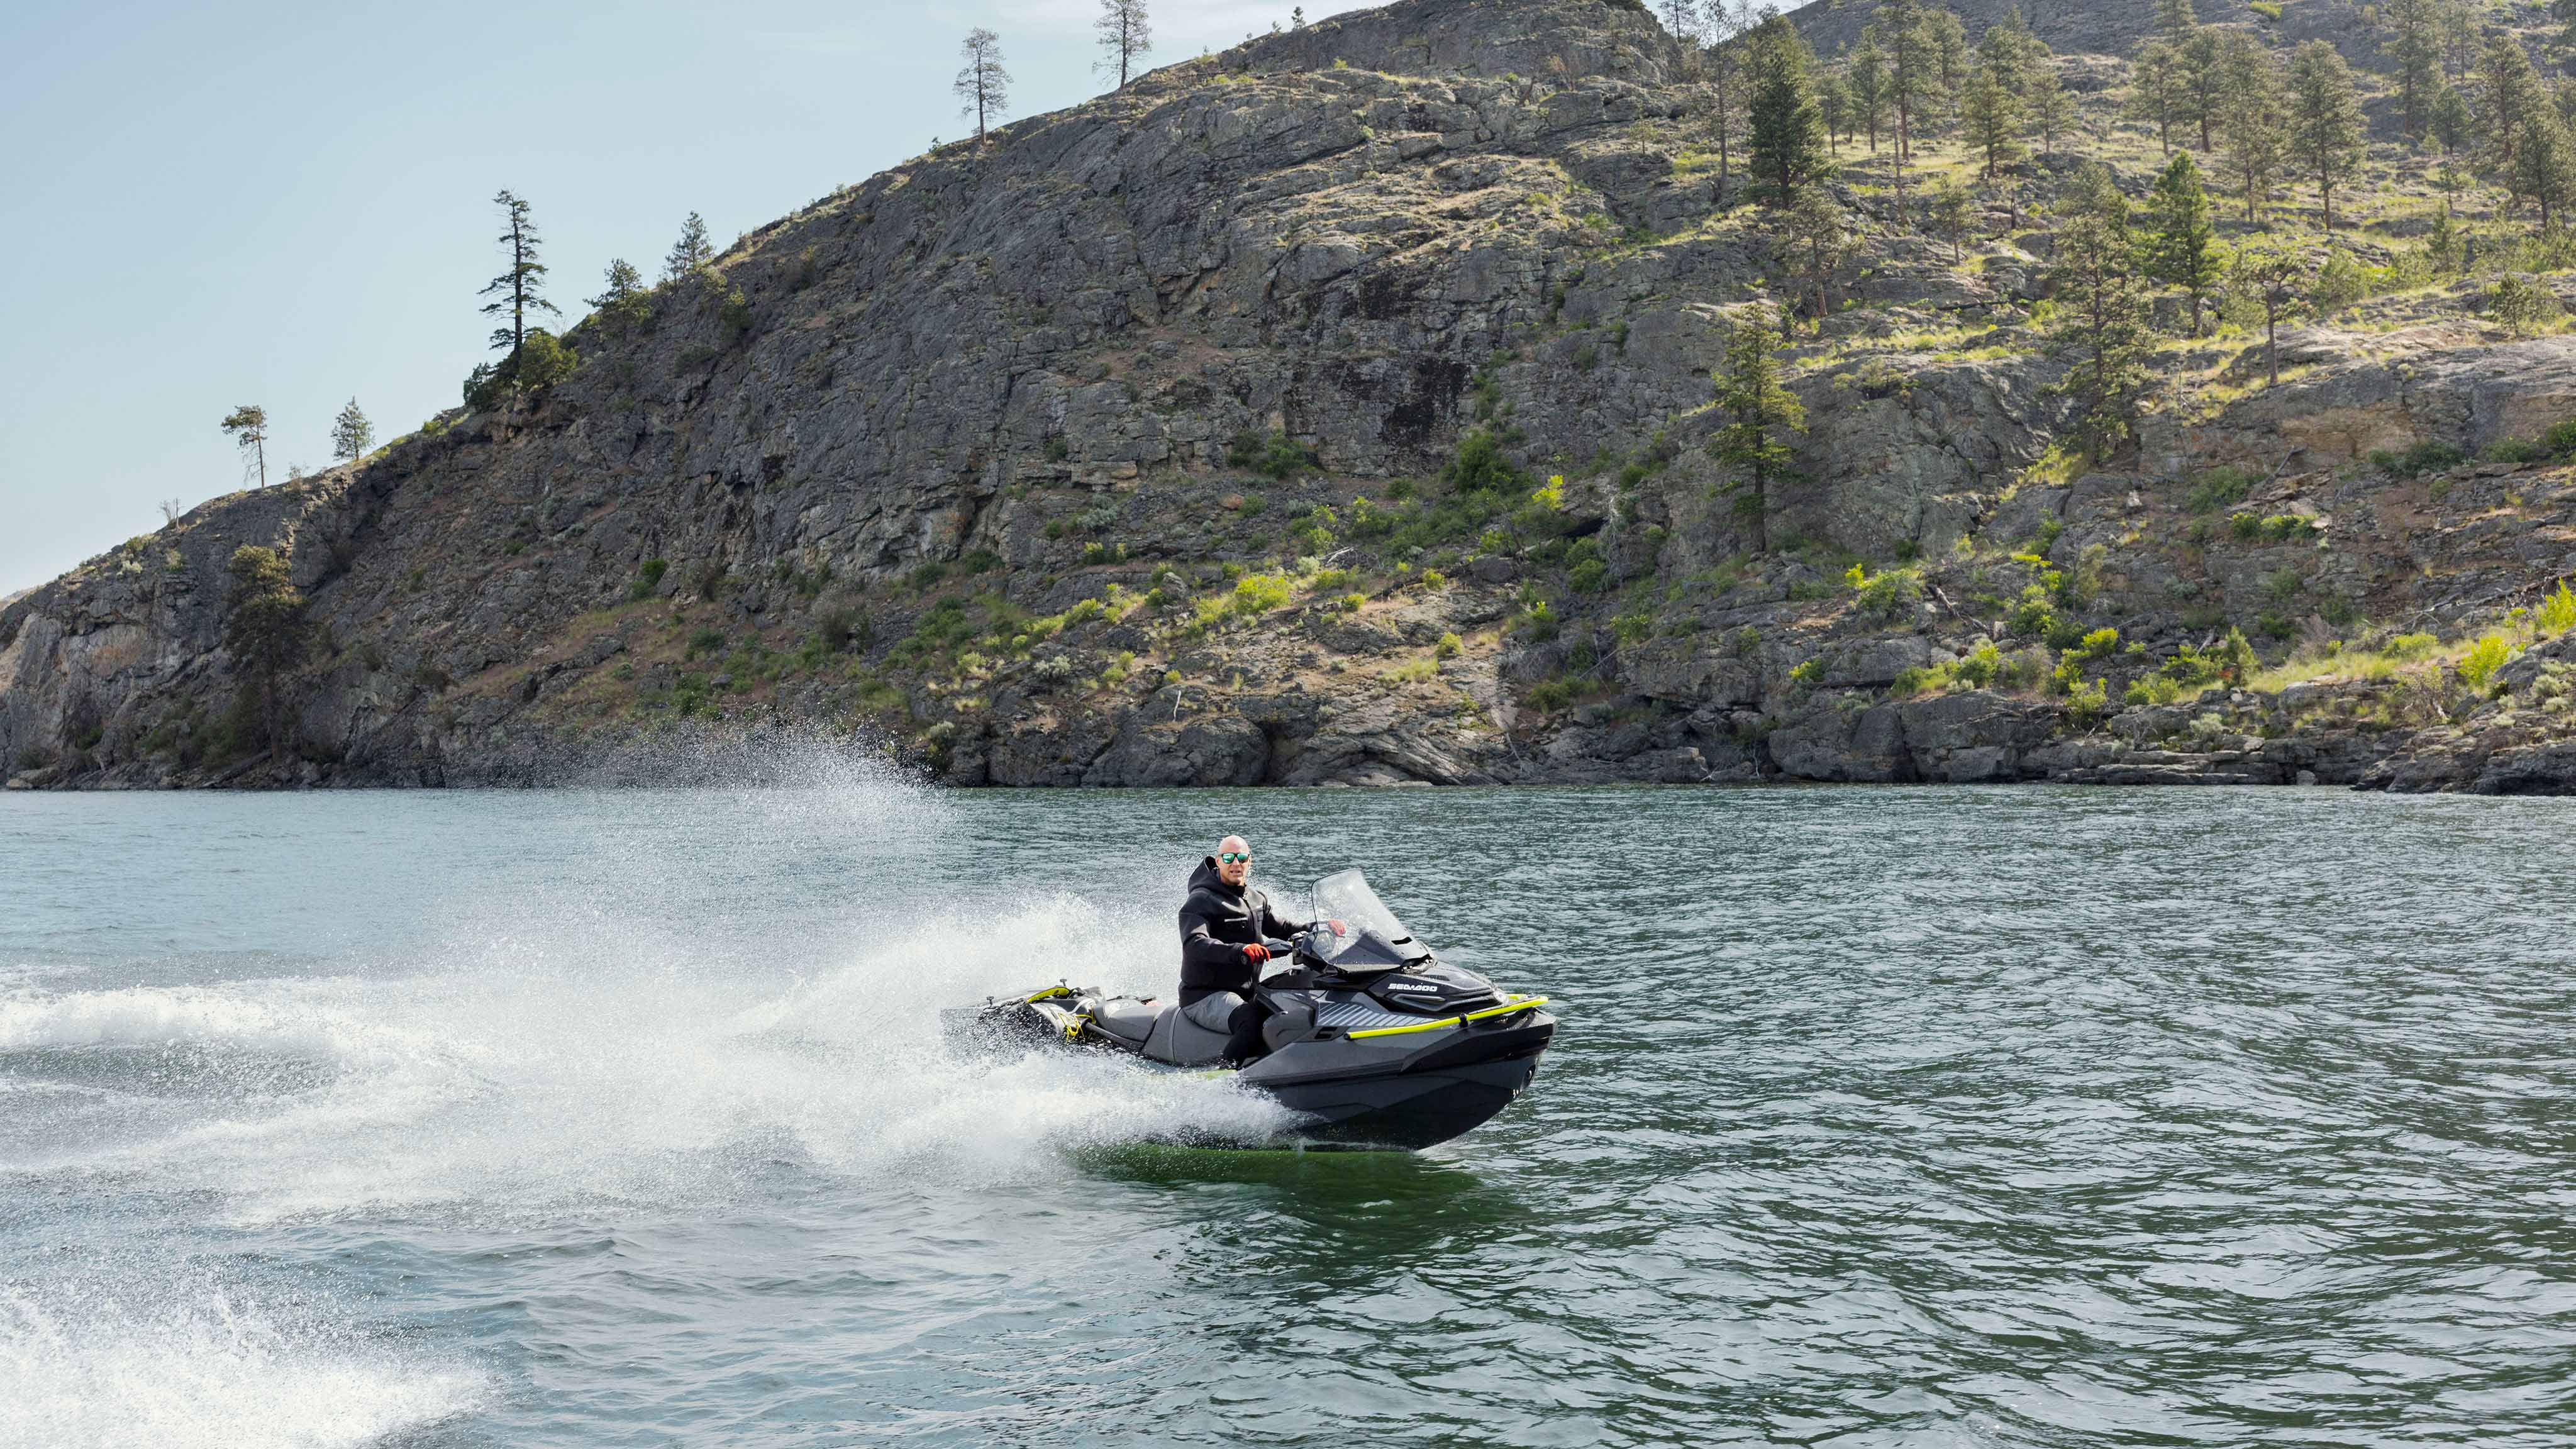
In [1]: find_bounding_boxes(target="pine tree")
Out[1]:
[1781,187,1853,329]
[1710,308,1805,554]
[2512,106,2576,230]
[1096,0,1152,90]
[1862,0,1943,226]
[1818,67,1852,154]
[1658,0,1694,40]
[330,399,373,464]
[1703,0,1753,199]
[2181,28,2223,152]
[954,28,1011,143]
[2129,40,2186,155]
[1962,60,2026,179]
[1927,9,1970,128]
[480,191,559,374]
[1849,42,1889,153]
[2217,30,2287,225]
[2155,0,2199,39]
[2145,151,2224,335]
[219,405,269,489]
[2430,83,2473,207]
[664,212,714,285]
[2481,36,2542,201]
[2026,52,2075,157]
[2231,236,2310,387]
[588,258,649,328]
[1977,12,2033,96]
[1746,16,1828,201]
[2384,0,2442,138]
[2286,41,2365,237]
[2050,166,2153,456]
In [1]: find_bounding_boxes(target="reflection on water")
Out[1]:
[3,775,2575,1446]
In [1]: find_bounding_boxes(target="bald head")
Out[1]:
[1215,835,1251,887]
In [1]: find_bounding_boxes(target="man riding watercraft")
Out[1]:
[1177,836,1341,1066]
[950,862,1556,1149]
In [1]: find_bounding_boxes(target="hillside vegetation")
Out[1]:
[6,0,2576,792]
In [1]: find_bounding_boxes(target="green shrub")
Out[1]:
[2546,418,2576,459]
[629,558,669,601]
[2485,436,2547,465]
[1231,572,1294,614]
[1527,677,1580,712]
[2388,632,2441,660]
[817,608,867,653]
[2008,584,2058,639]
[911,598,976,650]
[1955,640,2002,687]
[2540,582,2576,636]
[1443,430,1526,494]
[2459,635,2515,689]
[464,328,580,409]
[686,628,726,657]
[2229,512,2264,541]
[1852,566,1924,623]
[911,561,949,589]
[2368,440,2467,479]
[1436,631,1463,658]
[1420,569,1449,589]
[2489,274,2564,337]
[719,287,754,340]
[960,549,1002,574]
[1227,429,1318,480]
[2071,626,2121,660]
[1787,658,1823,687]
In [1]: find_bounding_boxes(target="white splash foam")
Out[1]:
[0,1289,482,1449]
[0,897,1291,1220]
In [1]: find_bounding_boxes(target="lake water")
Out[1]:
[3,763,2573,1447]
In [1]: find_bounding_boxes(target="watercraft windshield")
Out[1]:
[1306,870,1431,969]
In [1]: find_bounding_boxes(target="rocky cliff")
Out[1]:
[7,0,2576,794]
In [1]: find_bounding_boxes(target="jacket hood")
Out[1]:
[1189,856,1243,897]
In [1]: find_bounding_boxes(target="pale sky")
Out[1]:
[0,0,1368,595]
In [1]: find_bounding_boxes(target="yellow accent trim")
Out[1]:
[1346,995,1550,1040]
[1023,986,1074,1003]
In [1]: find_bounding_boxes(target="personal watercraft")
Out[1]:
[943,870,1555,1150]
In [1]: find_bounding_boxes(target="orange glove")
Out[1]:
[1242,943,1271,965]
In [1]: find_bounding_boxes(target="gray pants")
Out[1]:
[1181,992,1248,1033]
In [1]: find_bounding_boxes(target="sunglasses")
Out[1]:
[1218,852,1252,864]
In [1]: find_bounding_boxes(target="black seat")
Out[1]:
[1089,997,1162,1044]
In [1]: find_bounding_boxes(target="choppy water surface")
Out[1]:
[3,769,2572,1447]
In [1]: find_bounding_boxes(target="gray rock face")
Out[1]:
[2236,335,2576,467]
[9,0,2576,799]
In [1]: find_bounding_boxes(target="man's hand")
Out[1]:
[1241,943,1271,965]
[1327,918,1348,936]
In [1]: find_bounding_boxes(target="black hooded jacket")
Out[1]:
[1177,856,1314,1004]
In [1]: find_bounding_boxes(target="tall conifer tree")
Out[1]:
[2287,41,2366,237]
[1747,16,1828,201]
[2145,151,2223,335]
